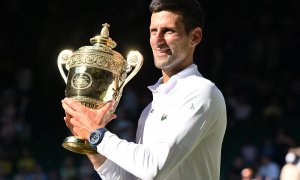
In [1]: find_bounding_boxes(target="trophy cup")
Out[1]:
[57,23,143,154]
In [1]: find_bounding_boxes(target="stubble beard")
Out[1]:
[154,55,174,70]
[153,51,186,71]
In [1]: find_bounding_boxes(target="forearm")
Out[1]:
[97,131,168,179]
[91,151,137,180]
[87,154,107,169]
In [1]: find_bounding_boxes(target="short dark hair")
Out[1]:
[149,0,205,33]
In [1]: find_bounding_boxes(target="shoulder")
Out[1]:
[175,75,223,100]
[175,75,226,117]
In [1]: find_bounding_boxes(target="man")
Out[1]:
[62,0,227,179]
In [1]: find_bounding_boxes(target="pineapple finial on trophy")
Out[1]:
[101,23,110,37]
[90,23,116,49]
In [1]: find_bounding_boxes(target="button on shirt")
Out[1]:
[96,64,227,180]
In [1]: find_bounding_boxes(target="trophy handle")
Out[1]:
[119,51,143,92]
[57,50,73,84]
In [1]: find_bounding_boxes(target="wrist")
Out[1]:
[87,154,107,169]
[88,128,107,149]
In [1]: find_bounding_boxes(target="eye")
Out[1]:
[150,28,157,36]
[163,28,175,34]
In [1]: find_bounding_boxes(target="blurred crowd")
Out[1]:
[0,0,299,179]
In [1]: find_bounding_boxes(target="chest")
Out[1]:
[140,97,180,144]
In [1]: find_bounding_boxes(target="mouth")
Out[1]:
[155,47,171,56]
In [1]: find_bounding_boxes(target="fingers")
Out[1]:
[62,98,87,118]
[62,98,86,112]
[64,116,76,135]
[104,113,117,125]
[107,114,117,122]
[64,117,84,138]
[62,99,117,136]
[102,102,116,125]
[62,102,78,117]
[101,101,116,113]
[65,112,71,119]
[69,118,89,139]
[64,116,70,127]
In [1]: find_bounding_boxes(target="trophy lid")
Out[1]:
[66,23,126,75]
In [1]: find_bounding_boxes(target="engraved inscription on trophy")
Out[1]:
[71,73,92,89]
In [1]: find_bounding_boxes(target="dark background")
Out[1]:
[0,0,299,179]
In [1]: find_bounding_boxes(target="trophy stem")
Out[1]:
[62,136,98,154]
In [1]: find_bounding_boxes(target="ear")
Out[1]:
[190,27,202,47]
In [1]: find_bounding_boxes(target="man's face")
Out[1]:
[150,11,194,72]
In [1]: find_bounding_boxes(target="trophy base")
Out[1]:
[62,136,98,155]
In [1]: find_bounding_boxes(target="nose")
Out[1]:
[152,31,165,45]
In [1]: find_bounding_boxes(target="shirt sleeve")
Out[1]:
[95,131,169,180]
[95,154,136,180]
[95,85,226,180]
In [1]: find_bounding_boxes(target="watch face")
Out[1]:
[89,131,100,145]
[89,128,107,148]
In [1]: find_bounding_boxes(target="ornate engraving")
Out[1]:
[71,73,92,90]
[67,51,125,75]
[70,96,105,109]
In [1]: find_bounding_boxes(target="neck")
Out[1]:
[162,62,193,83]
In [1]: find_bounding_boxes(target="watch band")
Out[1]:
[88,128,107,149]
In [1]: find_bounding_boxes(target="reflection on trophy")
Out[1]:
[57,23,143,154]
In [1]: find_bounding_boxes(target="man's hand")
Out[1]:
[62,98,117,140]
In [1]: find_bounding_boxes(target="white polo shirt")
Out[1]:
[96,64,227,180]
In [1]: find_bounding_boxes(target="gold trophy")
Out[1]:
[57,23,143,154]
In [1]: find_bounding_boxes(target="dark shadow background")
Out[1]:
[0,0,299,179]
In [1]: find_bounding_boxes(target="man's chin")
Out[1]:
[154,61,170,70]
